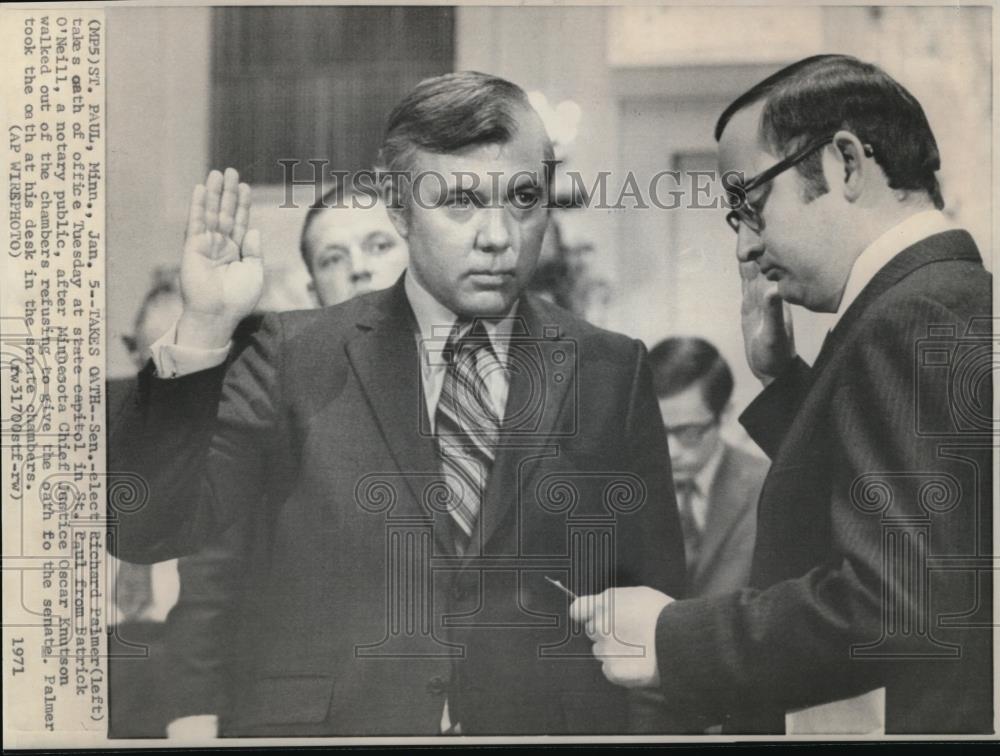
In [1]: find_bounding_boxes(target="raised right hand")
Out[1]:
[740,260,796,385]
[176,168,263,349]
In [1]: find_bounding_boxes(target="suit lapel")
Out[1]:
[693,448,748,585]
[345,280,456,555]
[475,297,576,555]
[812,230,982,376]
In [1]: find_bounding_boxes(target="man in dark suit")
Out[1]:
[160,187,410,740]
[109,71,685,735]
[649,337,767,598]
[573,55,993,735]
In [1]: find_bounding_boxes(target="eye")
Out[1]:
[315,249,347,269]
[513,188,540,208]
[446,191,478,210]
[366,234,396,256]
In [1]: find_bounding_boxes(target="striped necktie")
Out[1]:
[435,319,502,549]
[674,478,701,572]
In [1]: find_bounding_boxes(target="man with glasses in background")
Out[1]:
[573,54,993,735]
[648,337,766,599]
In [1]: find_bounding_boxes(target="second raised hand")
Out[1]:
[739,260,795,385]
[177,168,264,349]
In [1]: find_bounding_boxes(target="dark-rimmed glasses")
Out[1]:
[664,419,718,447]
[724,134,835,234]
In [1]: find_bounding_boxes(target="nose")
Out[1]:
[476,207,512,253]
[735,222,764,264]
[349,245,371,283]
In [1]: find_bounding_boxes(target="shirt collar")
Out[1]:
[404,270,518,368]
[833,209,955,326]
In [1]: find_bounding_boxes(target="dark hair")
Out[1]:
[715,54,944,209]
[299,182,349,270]
[649,337,734,418]
[376,71,555,176]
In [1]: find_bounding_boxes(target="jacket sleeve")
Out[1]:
[162,519,250,724]
[738,356,812,460]
[652,296,990,725]
[107,314,283,564]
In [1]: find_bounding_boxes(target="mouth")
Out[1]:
[467,271,516,287]
[759,265,782,282]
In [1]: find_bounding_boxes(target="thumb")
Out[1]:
[569,590,606,625]
[569,594,596,624]
[241,228,262,262]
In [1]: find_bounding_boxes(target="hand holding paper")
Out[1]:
[569,587,674,688]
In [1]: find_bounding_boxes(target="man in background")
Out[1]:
[162,188,408,739]
[649,337,766,598]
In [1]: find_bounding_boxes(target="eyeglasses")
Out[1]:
[724,134,835,234]
[664,419,718,447]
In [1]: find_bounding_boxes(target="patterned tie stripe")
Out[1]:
[435,320,502,542]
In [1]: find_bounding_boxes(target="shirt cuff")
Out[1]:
[151,322,231,378]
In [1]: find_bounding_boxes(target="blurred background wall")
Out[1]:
[107,4,993,438]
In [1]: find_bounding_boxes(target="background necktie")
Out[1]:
[435,320,502,549]
[674,478,701,572]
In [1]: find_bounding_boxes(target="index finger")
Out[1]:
[186,184,206,239]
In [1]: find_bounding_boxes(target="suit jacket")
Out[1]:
[653,230,994,734]
[688,445,767,598]
[109,278,686,735]
[158,314,264,727]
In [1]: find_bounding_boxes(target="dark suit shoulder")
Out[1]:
[870,256,989,319]
[525,295,642,363]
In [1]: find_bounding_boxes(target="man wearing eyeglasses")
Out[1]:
[572,54,992,734]
[649,337,766,599]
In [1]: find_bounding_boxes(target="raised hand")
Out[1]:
[740,261,796,385]
[176,168,263,349]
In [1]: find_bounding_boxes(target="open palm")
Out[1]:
[180,168,263,336]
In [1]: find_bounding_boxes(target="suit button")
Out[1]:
[426,676,447,695]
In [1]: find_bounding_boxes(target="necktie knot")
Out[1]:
[446,318,494,364]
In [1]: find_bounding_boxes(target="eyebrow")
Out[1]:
[444,186,488,204]
[363,231,394,245]
[316,244,349,257]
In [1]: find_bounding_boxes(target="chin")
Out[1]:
[776,281,806,307]
[456,291,516,318]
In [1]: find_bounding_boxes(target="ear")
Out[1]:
[828,129,869,203]
[380,174,410,239]
[385,202,409,240]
